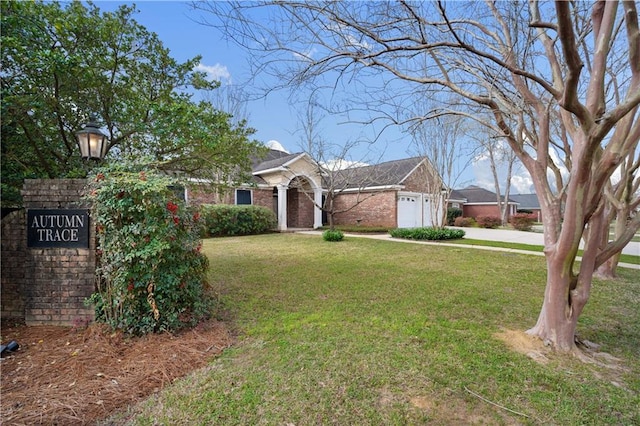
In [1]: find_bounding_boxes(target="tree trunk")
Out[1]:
[328,194,335,231]
[526,256,582,351]
[528,204,605,352]
[595,255,619,279]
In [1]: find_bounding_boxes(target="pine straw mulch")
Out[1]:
[0,320,234,425]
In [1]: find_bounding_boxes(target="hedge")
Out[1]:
[200,204,277,237]
[389,227,466,241]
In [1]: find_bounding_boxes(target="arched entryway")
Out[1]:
[274,174,323,231]
[287,176,315,228]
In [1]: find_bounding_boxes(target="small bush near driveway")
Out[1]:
[510,212,537,231]
[322,229,345,241]
[454,216,476,227]
[476,215,502,228]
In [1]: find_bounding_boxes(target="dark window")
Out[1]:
[236,189,252,205]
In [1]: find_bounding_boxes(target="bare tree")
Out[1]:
[196,1,640,352]
[595,149,640,278]
[469,123,519,225]
[291,97,403,230]
[407,114,471,228]
[201,83,252,128]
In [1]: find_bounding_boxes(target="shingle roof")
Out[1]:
[329,157,425,189]
[252,150,304,173]
[448,189,467,201]
[454,185,516,203]
[509,194,541,209]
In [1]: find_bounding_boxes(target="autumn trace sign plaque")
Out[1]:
[27,209,90,248]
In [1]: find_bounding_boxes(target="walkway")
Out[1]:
[297,227,640,270]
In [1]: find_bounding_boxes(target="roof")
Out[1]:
[453,185,517,204]
[247,149,305,185]
[448,189,467,201]
[329,157,426,189]
[509,194,541,209]
[252,150,305,173]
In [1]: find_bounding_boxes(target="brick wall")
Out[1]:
[286,189,300,227]
[187,184,233,205]
[187,185,276,215]
[463,204,501,219]
[402,162,440,193]
[1,210,27,321]
[296,190,315,228]
[252,188,276,213]
[333,191,397,228]
[1,179,96,326]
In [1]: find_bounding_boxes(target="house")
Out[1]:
[448,185,518,219]
[187,148,445,230]
[509,193,542,221]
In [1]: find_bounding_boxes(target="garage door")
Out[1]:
[423,198,433,227]
[397,195,420,228]
[422,196,444,227]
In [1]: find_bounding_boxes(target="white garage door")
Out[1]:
[397,195,420,228]
[423,198,434,227]
[423,197,444,227]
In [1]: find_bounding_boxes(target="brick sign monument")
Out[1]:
[1,179,96,326]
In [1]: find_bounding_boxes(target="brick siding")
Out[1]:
[1,179,95,326]
[252,188,276,213]
[333,191,397,228]
[463,204,502,219]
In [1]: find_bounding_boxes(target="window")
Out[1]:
[236,189,252,205]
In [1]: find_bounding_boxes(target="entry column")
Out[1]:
[313,188,323,229]
[277,185,288,231]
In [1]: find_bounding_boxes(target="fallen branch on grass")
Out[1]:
[464,386,530,418]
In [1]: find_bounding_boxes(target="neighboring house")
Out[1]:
[187,148,445,230]
[509,193,542,222]
[448,185,518,219]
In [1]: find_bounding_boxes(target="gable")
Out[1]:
[329,157,432,189]
[252,151,322,188]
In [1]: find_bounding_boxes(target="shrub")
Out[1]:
[200,204,276,237]
[476,215,502,229]
[510,213,537,231]
[454,216,476,227]
[389,227,465,241]
[447,207,463,225]
[86,162,210,335]
[322,229,344,242]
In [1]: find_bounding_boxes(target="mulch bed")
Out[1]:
[0,320,234,425]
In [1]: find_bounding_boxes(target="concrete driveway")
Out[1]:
[454,227,639,256]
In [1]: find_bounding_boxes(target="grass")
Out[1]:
[116,234,639,425]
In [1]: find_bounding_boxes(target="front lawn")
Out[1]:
[115,234,640,425]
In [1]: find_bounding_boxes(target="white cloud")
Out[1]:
[321,158,369,170]
[293,48,317,62]
[328,22,371,51]
[472,156,534,194]
[510,174,534,194]
[194,63,232,84]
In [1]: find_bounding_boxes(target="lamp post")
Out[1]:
[75,113,109,161]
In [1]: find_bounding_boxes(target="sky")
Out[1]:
[92,1,535,194]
